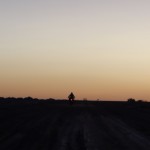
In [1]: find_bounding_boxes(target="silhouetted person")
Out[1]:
[68,92,75,104]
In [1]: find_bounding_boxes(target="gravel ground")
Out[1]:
[0,101,150,150]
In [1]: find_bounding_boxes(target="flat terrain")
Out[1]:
[1,100,150,150]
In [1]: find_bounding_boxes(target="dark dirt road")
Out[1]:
[1,101,150,150]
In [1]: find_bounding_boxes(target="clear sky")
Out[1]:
[0,0,150,100]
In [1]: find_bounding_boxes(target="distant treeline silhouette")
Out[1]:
[0,96,146,105]
[127,98,146,103]
[0,97,55,104]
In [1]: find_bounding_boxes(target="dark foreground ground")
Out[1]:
[1,100,150,150]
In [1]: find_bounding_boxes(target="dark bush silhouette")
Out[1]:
[137,100,144,103]
[127,98,136,103]
[24,97,33,100]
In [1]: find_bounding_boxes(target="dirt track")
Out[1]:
[0,101,150,150]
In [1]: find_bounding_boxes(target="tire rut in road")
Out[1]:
[87,108,150,150]
[52,111,87,150]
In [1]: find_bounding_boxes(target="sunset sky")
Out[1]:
[0,0,150,100]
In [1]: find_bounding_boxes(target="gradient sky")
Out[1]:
[0,0,150,100]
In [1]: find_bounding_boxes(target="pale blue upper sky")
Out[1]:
[0,0,150,100]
